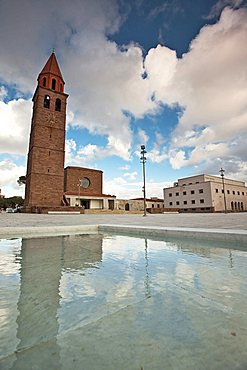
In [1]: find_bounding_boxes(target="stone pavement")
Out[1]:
[1,212,247,231]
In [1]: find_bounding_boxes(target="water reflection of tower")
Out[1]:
[14,237,64,369]
[14,234,103,369]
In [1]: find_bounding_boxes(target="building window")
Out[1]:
[52,78,56,90]
[191,200,195,204]
[169,193,172,197]
[176,201,179,206]
[216,189,219,193]
[44,95,50,109]
[157,204,160,208]
[233,191,235,195]
[176,192,179,196]
[42,77,46,87]
[237,191,240,195]
[222,189,224,193]
[55,98,61,112]
[184,200,187,205]
[242,192,245,196]
[199,189,203,193]
[183,191,186,195]
[200,199,204,204]
[169,202,173,206]
[152,204,154,208]
[191,190,195,194]
[48,169,50,173]
[227,190,230,194]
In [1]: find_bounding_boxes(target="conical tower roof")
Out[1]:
[39,52,64,83]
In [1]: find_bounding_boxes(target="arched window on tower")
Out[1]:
[55,98,61,112]
[52,79,56,90]
[43,77,46,87]
[44,95,50,109]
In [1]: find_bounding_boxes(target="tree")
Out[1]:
[0,196,24,209]
[17,176,26,186]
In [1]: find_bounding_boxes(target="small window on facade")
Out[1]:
[199,189,203,193]
[222,189,224,193]
[227,190,230,194]
[48,169,50,173]
[169,193,172,197]
[176,201,179,205]
[44,95,50,108]
[216,188,219,193]
[176,192,179,196]
[49,151,50,156]
[233,191,235,195]
[55,98,61,112]
[152,204,154,208]
[52,79,56,90]
[200,199,204,204]
[237,191,240,195]
[43,77,46,87]
[184,200,187,205]
[191,190,195,194]
[169,202,173,206]
[191,200,195,204]
[242,192,244,196]
[157,204,160,208]
[183,191,186,195]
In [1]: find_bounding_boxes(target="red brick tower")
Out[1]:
[24,53,68,212]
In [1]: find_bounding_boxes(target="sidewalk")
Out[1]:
[1,212,247,230]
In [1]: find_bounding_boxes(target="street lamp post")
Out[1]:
[219,167,227,213]
[140,145,147,217]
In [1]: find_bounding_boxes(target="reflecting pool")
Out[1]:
[0,234,247,370]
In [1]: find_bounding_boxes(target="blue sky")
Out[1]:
[0,0,247,198]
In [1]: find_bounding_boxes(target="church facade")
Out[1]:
[24,53,115,213]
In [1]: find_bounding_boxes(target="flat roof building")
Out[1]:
[163,174,247,213]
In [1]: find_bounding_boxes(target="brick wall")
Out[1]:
[64,167,103,195]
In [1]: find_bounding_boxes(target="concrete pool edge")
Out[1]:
[99,224,247,243]
[0,225,99,239]
[0,224,247,243]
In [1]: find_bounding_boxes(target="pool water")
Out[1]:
[0,233,247,370]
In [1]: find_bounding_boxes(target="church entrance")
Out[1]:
[81,200,90,209]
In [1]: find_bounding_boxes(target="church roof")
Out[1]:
[39,52,64,82]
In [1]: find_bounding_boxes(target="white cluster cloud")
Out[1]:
[145,7,247,174]
[0,99,32,155]
[0,160,26,197]
[104,176,170,198]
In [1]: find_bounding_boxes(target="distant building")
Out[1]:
[163,174,247,213]
[23,52,115,213]
[116,197,164,212]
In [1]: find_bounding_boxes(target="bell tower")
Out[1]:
[24,52,68,212]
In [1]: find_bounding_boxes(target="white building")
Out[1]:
[163,174,247,213]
